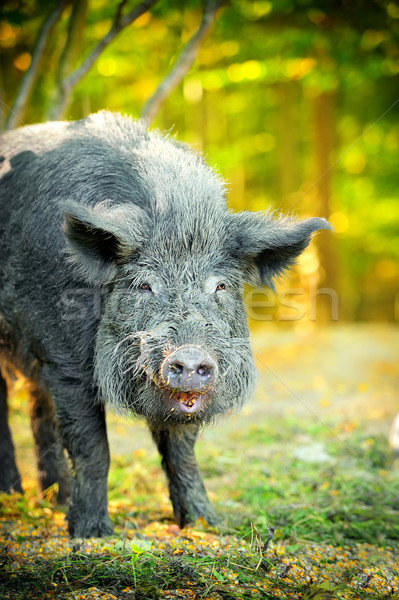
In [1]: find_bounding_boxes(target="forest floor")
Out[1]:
[1,323,398,599]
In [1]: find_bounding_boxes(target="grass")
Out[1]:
[229,420,399,546]
[1,416,399,599]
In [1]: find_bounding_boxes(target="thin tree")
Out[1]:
[5,0,70,131]
[141,0,228,123]
[48,0,160,120]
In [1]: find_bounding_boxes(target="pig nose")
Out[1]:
[161,345,218,392]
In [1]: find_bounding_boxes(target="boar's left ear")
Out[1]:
[230,211,333,290]
[63,200,147,285]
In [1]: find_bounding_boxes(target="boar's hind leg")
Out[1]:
[0,371,22,493]
[29,387,72,504]
[150,426,218,528]
[56,396,113,538]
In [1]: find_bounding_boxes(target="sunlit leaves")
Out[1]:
[1,0,398,318]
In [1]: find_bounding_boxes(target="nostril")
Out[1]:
[161,346,218,392]
[169,362,184,375]
[197,364,211,377]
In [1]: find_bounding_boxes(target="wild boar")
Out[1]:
[0,111,331,536]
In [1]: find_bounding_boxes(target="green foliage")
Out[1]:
[0,0,398,320]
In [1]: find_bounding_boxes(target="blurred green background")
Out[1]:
[1,0,398,323]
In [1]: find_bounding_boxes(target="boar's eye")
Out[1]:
[139,282,153,292]
[215,282,226,292]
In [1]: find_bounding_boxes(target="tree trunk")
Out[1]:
[47,0,160,121]
[314,91,339,319]
[277,82,299,207]
[5,0,69,130]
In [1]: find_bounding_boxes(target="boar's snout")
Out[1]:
[161,345,218,392]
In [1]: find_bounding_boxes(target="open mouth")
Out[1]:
[172,391,202,413]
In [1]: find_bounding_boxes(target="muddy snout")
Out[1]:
[161,345,218,392]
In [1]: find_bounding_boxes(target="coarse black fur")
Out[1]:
[0,111,331,536]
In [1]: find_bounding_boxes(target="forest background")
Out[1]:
[1,0,398,327]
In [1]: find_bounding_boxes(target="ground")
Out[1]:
[1,324,398,599]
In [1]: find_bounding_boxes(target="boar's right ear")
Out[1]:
[230,210,332,290]
[63,200,146,284]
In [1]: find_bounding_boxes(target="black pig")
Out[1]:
[0,111,331,536]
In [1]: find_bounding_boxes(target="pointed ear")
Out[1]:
[63,200,148,284]
[230,210,333,290]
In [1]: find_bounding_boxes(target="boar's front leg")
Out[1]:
[55,392,113,538]
[150,425,218,528]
